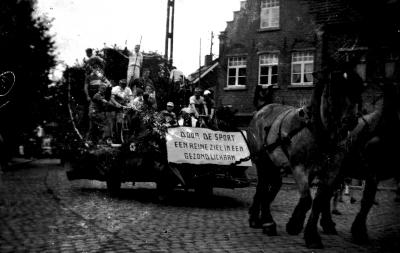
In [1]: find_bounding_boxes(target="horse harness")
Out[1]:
[263,107,312,157]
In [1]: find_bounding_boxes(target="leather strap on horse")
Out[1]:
[263,109,310,153]
[359,115,369,131]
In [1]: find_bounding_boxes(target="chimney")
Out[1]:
[204,54,213,66]
[240,1,247,10]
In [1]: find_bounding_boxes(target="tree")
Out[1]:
[0,0,56,147]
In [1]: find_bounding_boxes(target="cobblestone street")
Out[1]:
[1,159,400,252]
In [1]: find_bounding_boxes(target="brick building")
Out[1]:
[216,0,399,116]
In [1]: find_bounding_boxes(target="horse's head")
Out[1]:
[319,69,363,142]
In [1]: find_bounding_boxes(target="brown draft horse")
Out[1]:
[304,80,400,248]
[247,69,362,246]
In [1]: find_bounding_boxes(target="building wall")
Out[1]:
[216,0,399,115]
[217,0,322,114]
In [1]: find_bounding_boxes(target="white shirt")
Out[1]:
[111,86,132,100]
[131,96,144,110]
[170,69,184,82]
[189,95,206,114]
[128,52,143,67]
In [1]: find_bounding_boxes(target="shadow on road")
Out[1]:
[74,186,248,209]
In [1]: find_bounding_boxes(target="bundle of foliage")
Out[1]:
[56,47,170,139]
[142,51,170,80]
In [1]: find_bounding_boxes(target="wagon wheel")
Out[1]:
[194,184,213,196]
[156,162,180,202]
[194,176,213,196]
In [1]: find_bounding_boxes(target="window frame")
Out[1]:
[259,53,279,87]
[385,51,399,79]
[260,0,280,29]
[291,51,314,86]
[226,56,247,87]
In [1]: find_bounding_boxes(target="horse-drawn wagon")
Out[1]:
[60,46,252,197]
[65,123,252,197]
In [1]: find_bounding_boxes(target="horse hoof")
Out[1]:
[322,226,338,235]
[304,227,323,249]
[249,219,262,229]
[352,231,369,245]
[351,222,369,244]
[286,220,303,235]
[262,223,278,236]
[320,220,338,235]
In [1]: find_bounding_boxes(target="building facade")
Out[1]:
[216,0,399,115]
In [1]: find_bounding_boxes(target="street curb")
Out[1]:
[7,158,35,169]
[6,158,61,170]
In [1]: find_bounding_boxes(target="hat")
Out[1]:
[203,90,211,96]
[167,102,174,107]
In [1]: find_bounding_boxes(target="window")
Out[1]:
[385,52,398,79]
[260,0,279,29]
[259,53,278,86]
[227,57,247,86]
[355,54,367,81]
[291,51,314,85]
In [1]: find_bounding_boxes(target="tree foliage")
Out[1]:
[0,0,56,141]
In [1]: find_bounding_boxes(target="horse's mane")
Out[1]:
[307,72,329,145]
[308,69,364,148]
[377,81,400,140]
[344,80,400,154]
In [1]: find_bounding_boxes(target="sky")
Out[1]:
[34,0,243,80]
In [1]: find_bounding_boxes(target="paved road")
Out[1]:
[1,159,399,252]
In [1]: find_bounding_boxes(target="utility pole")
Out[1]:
[165,0,175,66]
[210,31,214,58]
[198,38,201,87]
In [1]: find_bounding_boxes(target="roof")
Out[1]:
[308,0,364,25]
[309,0,399,26]
[187,58,219,84]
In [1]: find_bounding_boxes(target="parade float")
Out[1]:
[61,47,251,197]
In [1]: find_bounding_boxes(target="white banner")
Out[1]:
[166,127,252,166]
